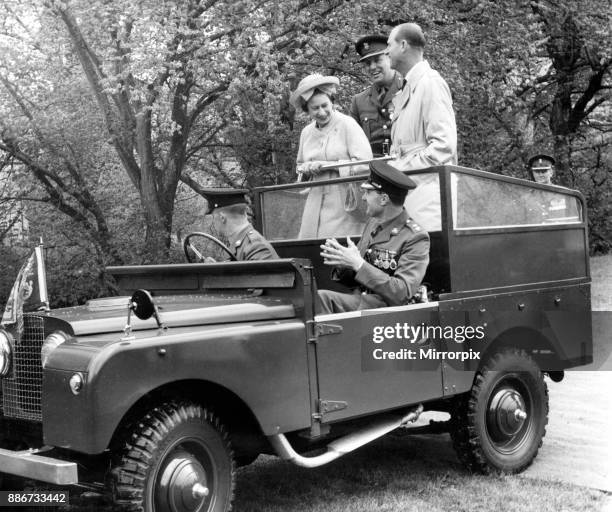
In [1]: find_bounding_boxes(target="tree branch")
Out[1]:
[52,4,142,190]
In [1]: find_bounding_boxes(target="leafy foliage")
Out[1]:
[0,0,610,306]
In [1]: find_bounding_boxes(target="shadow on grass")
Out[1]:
[234,433,604,512]
[235,434,463,511]
[12,431,606,511]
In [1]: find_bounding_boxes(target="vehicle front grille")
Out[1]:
[1,314,44,422]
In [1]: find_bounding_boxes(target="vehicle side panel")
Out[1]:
[449,228,587,292]
[42,321,311,454]
[439,282,592,395]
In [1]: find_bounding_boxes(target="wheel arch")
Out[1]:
[480,326,562,374]
[108,379,267,457]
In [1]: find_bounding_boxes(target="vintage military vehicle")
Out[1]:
[0,165,592,511]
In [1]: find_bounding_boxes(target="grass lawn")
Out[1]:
[235,433,604,512]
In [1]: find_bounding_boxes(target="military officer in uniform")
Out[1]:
[350,35,404,157]
[317,160,430,313]
[528,153,555,185]
[201,189,278,261]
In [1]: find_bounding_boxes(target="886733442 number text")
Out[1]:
[0,491,68,506]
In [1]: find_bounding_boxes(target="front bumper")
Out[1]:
[0,446,78,484]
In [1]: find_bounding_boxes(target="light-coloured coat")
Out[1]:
[390,60,457,171]
[297,111,372,238]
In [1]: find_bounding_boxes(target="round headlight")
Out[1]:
[41,331,70,368]
[0,329,13,376]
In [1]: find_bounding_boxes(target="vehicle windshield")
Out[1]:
[259,172,441,241]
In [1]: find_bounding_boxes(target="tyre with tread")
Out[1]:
[109,401,235,512]
[451,348,548,474]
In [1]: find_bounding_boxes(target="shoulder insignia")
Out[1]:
[406,219,422,232]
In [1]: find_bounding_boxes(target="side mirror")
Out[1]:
[123,289,164,339]
[131,289,156,320]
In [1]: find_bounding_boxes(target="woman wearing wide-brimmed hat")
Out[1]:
[290,73,372,238]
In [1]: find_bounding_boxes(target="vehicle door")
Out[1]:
[314,303,444,422]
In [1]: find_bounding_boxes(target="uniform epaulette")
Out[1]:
[405,218,423,233]
[237,230,254,247]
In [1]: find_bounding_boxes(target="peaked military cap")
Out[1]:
[355,35,388,62]
[361,160,417,196]
[202,188,249,213]
[528,154,555,170]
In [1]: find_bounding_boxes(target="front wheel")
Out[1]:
[110,401,235,512]
[451,348,548,474]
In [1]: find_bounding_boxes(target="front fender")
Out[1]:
[43,320,310,454]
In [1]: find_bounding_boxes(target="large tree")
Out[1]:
[48,0,363,259]
[1,0,610,301]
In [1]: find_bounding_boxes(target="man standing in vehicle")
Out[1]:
[385,23,457,170]
[350,35,404,157]
[317,160,429,313]
[201,189,278,261]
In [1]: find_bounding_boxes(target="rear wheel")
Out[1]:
[451,348,548,474]
[110,401,235,512]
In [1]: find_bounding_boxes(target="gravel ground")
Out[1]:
[522,371,612,492]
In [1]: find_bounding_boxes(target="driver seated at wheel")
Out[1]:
[317,160,429,313]
[201,188,279,261]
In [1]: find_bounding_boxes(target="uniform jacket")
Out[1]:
[350,72,404,156]
[390,60,457,171]
[333,209,430,306]
[228,224,278,261]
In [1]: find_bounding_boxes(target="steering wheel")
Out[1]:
[183,232,237,263]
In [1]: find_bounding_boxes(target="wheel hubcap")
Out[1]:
[157,449,211,512]
[487,386,528,443]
